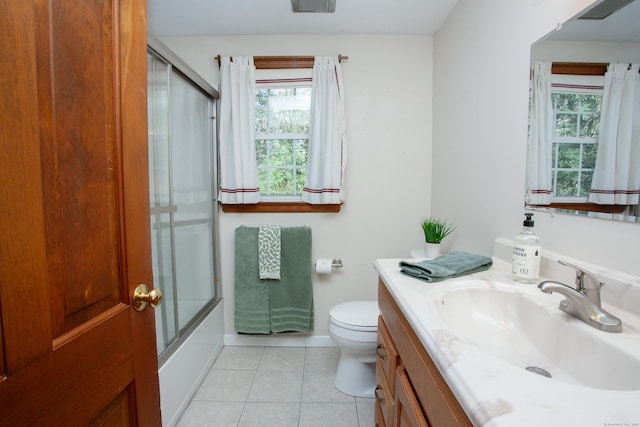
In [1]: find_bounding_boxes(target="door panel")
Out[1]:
[0,0,160,425]
[38,0,122,339]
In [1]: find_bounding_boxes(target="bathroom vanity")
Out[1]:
[376,278,471,426]
[373,246,640,426]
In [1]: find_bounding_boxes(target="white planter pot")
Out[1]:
[424,242,441,259]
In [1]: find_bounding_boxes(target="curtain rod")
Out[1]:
[214,55,348,69]
[550,62,640,76]
[551,62,608,76]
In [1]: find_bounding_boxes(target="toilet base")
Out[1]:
[333,353,376,398]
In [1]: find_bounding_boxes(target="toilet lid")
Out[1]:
[329,300,379,330]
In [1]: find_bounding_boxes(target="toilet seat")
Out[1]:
[329,300,378,332]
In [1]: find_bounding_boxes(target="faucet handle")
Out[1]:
[557,260,603,291]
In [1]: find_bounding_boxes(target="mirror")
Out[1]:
[526,0,640,222]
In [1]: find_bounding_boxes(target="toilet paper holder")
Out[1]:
[315,258,343,268]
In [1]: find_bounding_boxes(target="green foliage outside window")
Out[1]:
[256,87,311,196]
[551,93,602,198]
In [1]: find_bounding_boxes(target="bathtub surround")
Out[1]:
[159,302,224,427]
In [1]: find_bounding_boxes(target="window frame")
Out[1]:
[549,89,601,203]
[255,84,311,200]
[219,56,341,213]
[528,62,626,215]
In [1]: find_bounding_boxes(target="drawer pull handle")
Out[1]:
[376,344,387,360]
[374,385,385,404]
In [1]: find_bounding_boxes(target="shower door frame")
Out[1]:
[147,36,222,365]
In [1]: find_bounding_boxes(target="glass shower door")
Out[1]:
[147,50,218,360]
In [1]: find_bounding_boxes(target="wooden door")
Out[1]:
[0,0,161,425]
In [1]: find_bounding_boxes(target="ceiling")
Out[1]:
[547,0,640,43]
[147,0,458,38]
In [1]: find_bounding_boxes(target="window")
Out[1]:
[550,91,602,201]
[219,56,343,213]
[255,86,311,199]
[526,62,627,215]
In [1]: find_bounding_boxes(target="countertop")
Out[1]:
[374,257,640,427]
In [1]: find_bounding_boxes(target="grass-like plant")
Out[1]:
[421,217,455,244]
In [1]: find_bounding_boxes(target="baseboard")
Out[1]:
[224,333,335,347]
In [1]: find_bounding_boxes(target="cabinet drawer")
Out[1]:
[375,358,395,427]
[375,398,386,427]
[395,368,429,427]
[377,315,399,396]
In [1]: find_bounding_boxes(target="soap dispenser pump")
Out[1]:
[512,213,541,284]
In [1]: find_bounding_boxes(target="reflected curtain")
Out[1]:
[302,56,347,204]
[218,56,260,204]
[588,63,640,205]
[525,62,553,205]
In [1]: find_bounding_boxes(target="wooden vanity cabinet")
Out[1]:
[375,316,398,426]
[376,278,472,427]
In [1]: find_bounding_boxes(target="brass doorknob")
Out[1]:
[133,284,162,312]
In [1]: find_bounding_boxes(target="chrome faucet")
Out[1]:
[538,260,622,333]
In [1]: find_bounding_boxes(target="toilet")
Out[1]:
[328,300,379,398]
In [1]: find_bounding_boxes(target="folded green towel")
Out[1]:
[399,251,493,282]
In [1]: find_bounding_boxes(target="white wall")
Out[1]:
[432,0,640,276]
[532,39,640,63]
[161,35,434,335]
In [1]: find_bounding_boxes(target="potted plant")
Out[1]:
[421,217,455,258]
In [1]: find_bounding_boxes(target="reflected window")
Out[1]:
[550,91,602,201]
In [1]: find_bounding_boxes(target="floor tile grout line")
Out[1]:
[177,346,373,426]
[297,347,306,427]
[236,347,262,426]
[236,366,259,426]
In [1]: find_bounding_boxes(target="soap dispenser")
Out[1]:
[512,213,541,284]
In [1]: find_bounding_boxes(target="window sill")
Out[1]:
[528,202,626,214]
[220,202,341,213]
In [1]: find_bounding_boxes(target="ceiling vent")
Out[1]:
[291,0,336,13]
[578,0,635,19]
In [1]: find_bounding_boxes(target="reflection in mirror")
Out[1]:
[525,0,640,223]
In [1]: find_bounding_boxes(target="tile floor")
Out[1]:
[176,346,375,427]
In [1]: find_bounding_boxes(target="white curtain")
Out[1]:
[302,56,347,204]
[525,62,553,205]
[589,63,640,205]
[218,56,260,204]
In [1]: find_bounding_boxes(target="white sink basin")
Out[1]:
[435,285,640,391]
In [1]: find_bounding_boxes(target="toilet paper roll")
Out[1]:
[315,258,333,274]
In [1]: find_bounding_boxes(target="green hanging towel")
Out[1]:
[270,226,314,333]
